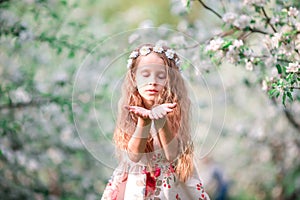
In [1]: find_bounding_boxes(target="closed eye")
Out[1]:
[158,73,166,79]
[141,72,150,77]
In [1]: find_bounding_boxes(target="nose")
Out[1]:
[148,75,157,85]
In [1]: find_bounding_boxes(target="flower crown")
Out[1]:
[126,44,181,69]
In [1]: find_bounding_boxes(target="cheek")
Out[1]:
[157,79,167,87]
[135,77,146,87]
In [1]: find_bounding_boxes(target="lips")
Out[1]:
[146,89,159,94]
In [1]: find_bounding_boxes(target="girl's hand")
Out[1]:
[149,103,176,120]
[125,105,151,119]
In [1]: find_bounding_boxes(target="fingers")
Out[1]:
[165,103,177,109]
[125,105,150,118]
[149,112,162,120]
[125,103,176,120]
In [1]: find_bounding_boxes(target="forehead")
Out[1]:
[137,52,165,67]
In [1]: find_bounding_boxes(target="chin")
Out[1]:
[141,95,156,103]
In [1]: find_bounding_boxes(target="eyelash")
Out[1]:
[142,73,150,77]
[141,71,166,80]
[158,74,166,79]
[142,74,166,78]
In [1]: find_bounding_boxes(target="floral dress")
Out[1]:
[101,123,210,200]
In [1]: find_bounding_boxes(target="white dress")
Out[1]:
[101,123,210,200]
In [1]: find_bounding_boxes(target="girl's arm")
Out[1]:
[154,117,178,162]
[150,103,178,161]
[126,107,152,162]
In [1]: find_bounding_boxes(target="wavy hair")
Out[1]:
[113,43,193,182]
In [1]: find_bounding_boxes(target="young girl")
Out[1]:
[101,43,210,200]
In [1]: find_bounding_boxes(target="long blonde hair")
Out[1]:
[113,43,193,182]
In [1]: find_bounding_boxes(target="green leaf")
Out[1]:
[276,64,282,74]
[282,92,286,106]
[287,91,293,102]
[68,50,75,58]
[60,0,67,5]
[56,46,62,55]
[268,88,277,96]
[286,73,294,80]
[186,0,191,9]
[222,41,232,50]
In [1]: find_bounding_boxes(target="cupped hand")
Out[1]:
[125,105,151,119]
[149,103,176,120]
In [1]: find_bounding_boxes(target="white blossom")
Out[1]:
[153,44,164,53]
[175,58,181,66]
[295,34,300,50]
[181,0,189,7]
[47,148,64,164]
[223,12,237,24]
[9,87,31,104]
[288,7,299,17]
[53,71,68,84]
[233,15,251,29]
[165,49,175,59]
[127,59,133,68]
[129,51,139,58]
[278,43,293,57]
[243,0,266,7]
[245,60,254,71]
[243,49,253,57]
[295,22,300,31]
[226,47,239,63]
[271,33,282,49]
[28,159,39,171]
[214,50,225,60]
[286,62,299,73]
[270,16,280,25]
[280,25,293,34]
[261,80,268,91]
[139,46,151,56]
[205,38,224,52]
[233,40,244,48]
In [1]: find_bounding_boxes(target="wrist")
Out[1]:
[154,116,167,128]
[137,117,151,127]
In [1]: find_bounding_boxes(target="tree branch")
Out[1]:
[198,0,222,19]
[197,1,269,35]
[261,7,277,33]
[248,27,269,35]
[271,98,300,132]
[287,86,300,90]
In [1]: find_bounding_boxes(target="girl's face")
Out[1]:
[135,53,167,108]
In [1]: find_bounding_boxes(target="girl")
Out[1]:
[101,43,210,200]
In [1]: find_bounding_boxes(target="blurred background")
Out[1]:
[0,0,299,199]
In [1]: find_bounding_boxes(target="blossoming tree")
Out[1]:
[195,0,300,105]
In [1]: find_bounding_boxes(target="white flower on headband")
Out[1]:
[165,49,175,59]
[129,51,139,58]
[127,59,133,68]
[175,58,181,66]
[139,46,151,56]
[153,44,164,53]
